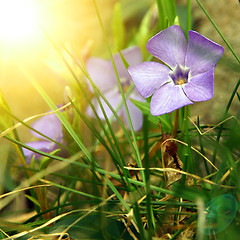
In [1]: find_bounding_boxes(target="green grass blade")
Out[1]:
[20,67,94,165]
[92,0,145,184]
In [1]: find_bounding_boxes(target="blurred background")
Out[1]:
[0,0,115,122]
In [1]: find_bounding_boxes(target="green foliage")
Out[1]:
[50,213,136,239]
[112,2,125,51]
[156,0,176,30]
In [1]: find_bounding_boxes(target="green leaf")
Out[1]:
[112,2,125,51]
[25,194,41,207]
[50,213,136,240]
[130,99,173,132]
[39,149,61,170]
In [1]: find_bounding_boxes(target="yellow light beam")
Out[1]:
[0,0,38,42]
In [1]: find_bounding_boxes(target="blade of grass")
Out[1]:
[63,43,142,188]
[156,0,165,30]
[48,37,129,174]
[18,67,134,212]
[187,0,191,32]
[5,136,174,196]
[19,67,94,166]
[163,0,176,25]
[143,115,154,239]
[197,116,210,176]
[61,45,135,190]
[92,0,145,184]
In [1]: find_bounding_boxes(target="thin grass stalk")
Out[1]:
[92,0,145,184]
[197,116,210,176]
[156,0,165,30]
[132,203,147,240]
[187,0,191,33]
[19,68,134,213]
[58,44,126,163]
[51,42,127,168]
[183,106,195,176]
[2,116,51,220]
[163,0,176,25]
[5,135,174,196]
[61,49,133,190]
[66,47,138,189]
[143,115,154,238]
[69,98,129,189]
[65,45,145,185]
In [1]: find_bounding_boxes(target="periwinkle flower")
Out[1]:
[128,25,224,116]
[86,46,144,131]
[23,112,63,163]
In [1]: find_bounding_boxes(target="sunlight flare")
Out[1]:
[0,0,39,42]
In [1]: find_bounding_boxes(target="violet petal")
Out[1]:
[113,46,142,80]
[23,141,57,164]
[87,88,122,119]
[150,82,193,115]
[185,30,224,76]
[31,113,62,140]
[86,58,116,92]
[128,61,171,98]
[122,98,143,131]
[183,67,214,102]
[146,25,187,68]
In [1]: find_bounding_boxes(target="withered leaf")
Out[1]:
[161,133,183,187]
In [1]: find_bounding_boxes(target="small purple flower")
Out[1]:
[128,25,224,116]
[86,46,144,131]
[23,112,63,163]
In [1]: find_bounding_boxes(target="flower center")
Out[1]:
[170,65,190,86]
[177,78,187,85]
[121,77,130,92]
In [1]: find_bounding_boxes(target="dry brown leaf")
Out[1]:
[161,134,183,187]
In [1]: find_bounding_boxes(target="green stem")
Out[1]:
[156,0,165,30]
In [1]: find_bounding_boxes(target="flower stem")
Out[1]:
[173,109,179,138]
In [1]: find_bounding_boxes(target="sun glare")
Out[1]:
[0,0,39,42]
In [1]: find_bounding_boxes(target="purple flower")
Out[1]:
[128,25,224,116]
[23,112,63,163]
[86,46,144,131]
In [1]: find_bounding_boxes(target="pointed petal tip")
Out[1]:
[146,25,187,68]
[186,30,224,76]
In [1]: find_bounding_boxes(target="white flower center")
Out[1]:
[170,65,190,86]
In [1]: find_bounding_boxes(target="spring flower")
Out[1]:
[23,112,63,163]
[86,46,144,131]
[128,25,224,116]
